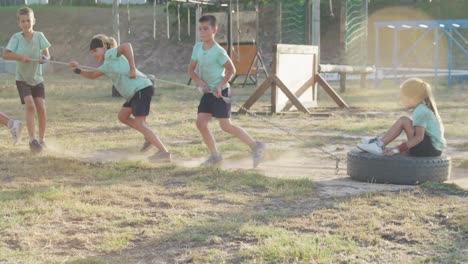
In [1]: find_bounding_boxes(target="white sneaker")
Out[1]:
[9,120,23,145]
[357,141,384,155]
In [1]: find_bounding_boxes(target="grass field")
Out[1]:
[0,73,467,263]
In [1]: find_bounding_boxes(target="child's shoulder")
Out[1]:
[413,103,431,114]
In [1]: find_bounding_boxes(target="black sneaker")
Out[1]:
[29,139,43,153]
[200,153,223,166]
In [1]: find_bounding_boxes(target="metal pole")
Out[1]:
[434,27,439,89]
[374,25,379,88]
[448,28,453,87]
[311,0,320,47]
[393,29,398,84]
[227,0,233,57]
[113,0,120,45]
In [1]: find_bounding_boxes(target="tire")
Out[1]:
[347,151,451,185]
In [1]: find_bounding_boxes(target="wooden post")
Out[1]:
[340,72,346,93]
[276,0,282,43]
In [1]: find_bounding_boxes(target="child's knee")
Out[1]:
[196,120,207,129]
[399,116,412,124]
[24,104,36,113]
[220,123,233,133]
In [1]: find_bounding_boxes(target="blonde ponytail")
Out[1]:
[92,34,117,50]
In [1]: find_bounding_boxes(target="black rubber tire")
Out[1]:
[347,151,451,185]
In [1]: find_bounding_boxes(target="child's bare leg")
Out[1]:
[34,97,46,140]
[23,96,36,139]
[118,108,168,152]
[196,113,217,154]
[0,112,10,126]
[218,118,255,146]
[381,116,414,145]
[133,116,169,153]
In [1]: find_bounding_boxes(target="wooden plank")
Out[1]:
[319,64,375,74]
[271,45,278,113]
[316,73,350,108]
[280,76,315,112]
[273,75,311,114]
[237,77,273,114]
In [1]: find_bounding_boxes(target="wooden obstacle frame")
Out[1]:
[220,42,269,86]
[238,44,349,115]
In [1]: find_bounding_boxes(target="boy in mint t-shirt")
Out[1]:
[188,15,265,168]
[3,7,50,153]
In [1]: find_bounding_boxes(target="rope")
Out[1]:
[39,59,343,173]
[127,0,131,34]
[153,0,157,40]
[177,3,181,41]
[166,1,170,39]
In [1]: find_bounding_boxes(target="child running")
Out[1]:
[69,34,171,162]
[0,112,23,145]
[188,15,265,167]
[2,7,51,152]
[358,78,446,156]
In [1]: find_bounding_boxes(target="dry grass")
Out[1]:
[0,74,467,263]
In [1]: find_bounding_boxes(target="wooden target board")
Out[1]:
[274,44,318,111]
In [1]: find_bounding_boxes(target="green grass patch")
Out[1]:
[420,182,468,196]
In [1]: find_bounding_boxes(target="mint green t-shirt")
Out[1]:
[191,42,230,92]
[412,103,446,151]
[98,48,152,100]
[5,31,51,86]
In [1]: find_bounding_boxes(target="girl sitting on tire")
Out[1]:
[357,78,446,157]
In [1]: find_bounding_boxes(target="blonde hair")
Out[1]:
[400,78,442,122]
[17,7,34,20]
[92,34,117,50]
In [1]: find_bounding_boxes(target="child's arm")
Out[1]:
[188,60,209,91]
[213,60,236,98]
[116,43,137,79]
[69,61,104,80]
[2,50,32,63]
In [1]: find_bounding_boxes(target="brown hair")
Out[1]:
[91,34,117,50]
[400,78,442,122]
[199,15,217,28]
[17,7,34,20]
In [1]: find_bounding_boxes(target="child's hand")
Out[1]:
[213,86,222,98]
[129,68,137,79]
[384,148,398,156]
[197,86,210,94]
[69,61,79,70]
[38,55,48,64]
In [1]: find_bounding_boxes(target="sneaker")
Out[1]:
[251,141,265,168]
[29,139,43,153]
[149,151,171,162]
[39,140,47,150]
[200,153,223,166]
[361,137,378,144]
[9,120,23,145]
[357,141,384,155]
[140,139,152,153]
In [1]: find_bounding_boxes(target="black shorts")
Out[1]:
[16,81,45,104]
[409,133,442,157]
[122,86,154,117]
[197,88,231,118]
